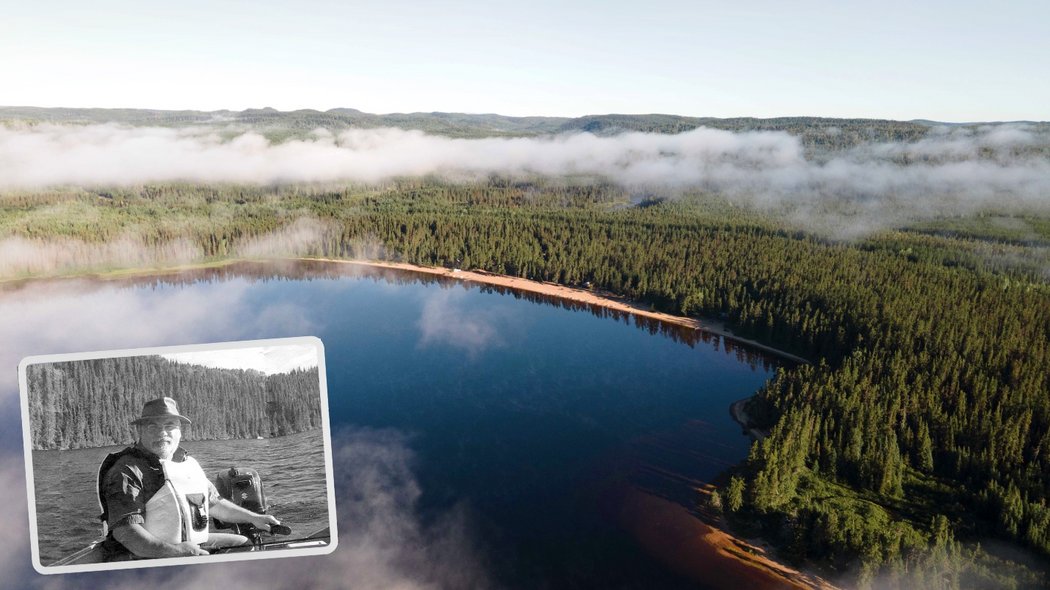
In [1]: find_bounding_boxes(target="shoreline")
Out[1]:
[2,255,807,365]
[0,259,235,284]
[616,486,836,590]
[309,258,810,365]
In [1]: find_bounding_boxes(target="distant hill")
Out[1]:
[0,105,567,137]
[2,106,1047,152]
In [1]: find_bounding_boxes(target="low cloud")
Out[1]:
[0,236,200,278]
[1,122,1049,236]
[0,278,316,399]
[0,454,30,579]
[0,123,806,187]
[234,217,337,259]
[0,218,385,281]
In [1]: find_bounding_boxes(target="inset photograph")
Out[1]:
[19,336,336,574]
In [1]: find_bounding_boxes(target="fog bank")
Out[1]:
[2,122,1049,237]
[2,123,1046,198]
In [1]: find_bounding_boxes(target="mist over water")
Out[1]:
[0,430,491,590]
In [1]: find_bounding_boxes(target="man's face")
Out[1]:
[137,417,182,460]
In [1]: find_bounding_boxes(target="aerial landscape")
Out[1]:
[2,2,1048,589]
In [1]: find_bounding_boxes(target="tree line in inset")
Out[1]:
[27,355,321,450]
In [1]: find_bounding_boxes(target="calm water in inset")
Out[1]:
[33,429,328,565]
[17,262,780,588]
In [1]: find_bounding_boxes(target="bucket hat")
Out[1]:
[132,397,192,426]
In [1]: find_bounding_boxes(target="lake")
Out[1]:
[32,429,329,566]
[12,260,780,588]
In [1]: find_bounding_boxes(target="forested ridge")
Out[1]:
[4,180,1049,587]
[1,106,965,151]
[26,355,322,450]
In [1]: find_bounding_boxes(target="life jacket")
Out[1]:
[97,446,211,546]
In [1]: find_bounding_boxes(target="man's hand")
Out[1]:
[113,523,209,558]
[249,513,281,530]
[174,541,210,556]
[210,498,282,531]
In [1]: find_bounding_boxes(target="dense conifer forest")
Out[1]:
[3,168,1049,585]
[25,356,322,450]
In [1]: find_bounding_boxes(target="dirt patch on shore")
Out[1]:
[615,487,835,590]
[731,397,769,441]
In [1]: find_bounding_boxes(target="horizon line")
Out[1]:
[2,104,1046,126]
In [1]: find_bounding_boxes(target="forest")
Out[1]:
[25,355,322,450]
[2,151,1049,585]
[0,105,969,151]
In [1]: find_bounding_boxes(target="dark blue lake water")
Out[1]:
[13,261,780,588]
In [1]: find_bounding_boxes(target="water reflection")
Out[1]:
[1,260,779,373]
[1,260,784,589]
[417,288,518,357]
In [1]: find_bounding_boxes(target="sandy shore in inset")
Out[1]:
[310,258,809,364]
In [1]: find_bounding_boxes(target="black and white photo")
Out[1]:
[19,337,337,574]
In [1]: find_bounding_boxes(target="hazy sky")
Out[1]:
[162,344,318,374]
[1,1,1047,121]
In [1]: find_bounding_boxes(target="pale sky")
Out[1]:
[1,0,1047,122]
[162,345,318,375]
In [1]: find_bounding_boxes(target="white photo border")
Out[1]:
[18,336,339,575]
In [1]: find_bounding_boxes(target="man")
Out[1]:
[98,397,280,559]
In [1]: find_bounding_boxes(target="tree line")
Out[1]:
[26,355,322,450]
